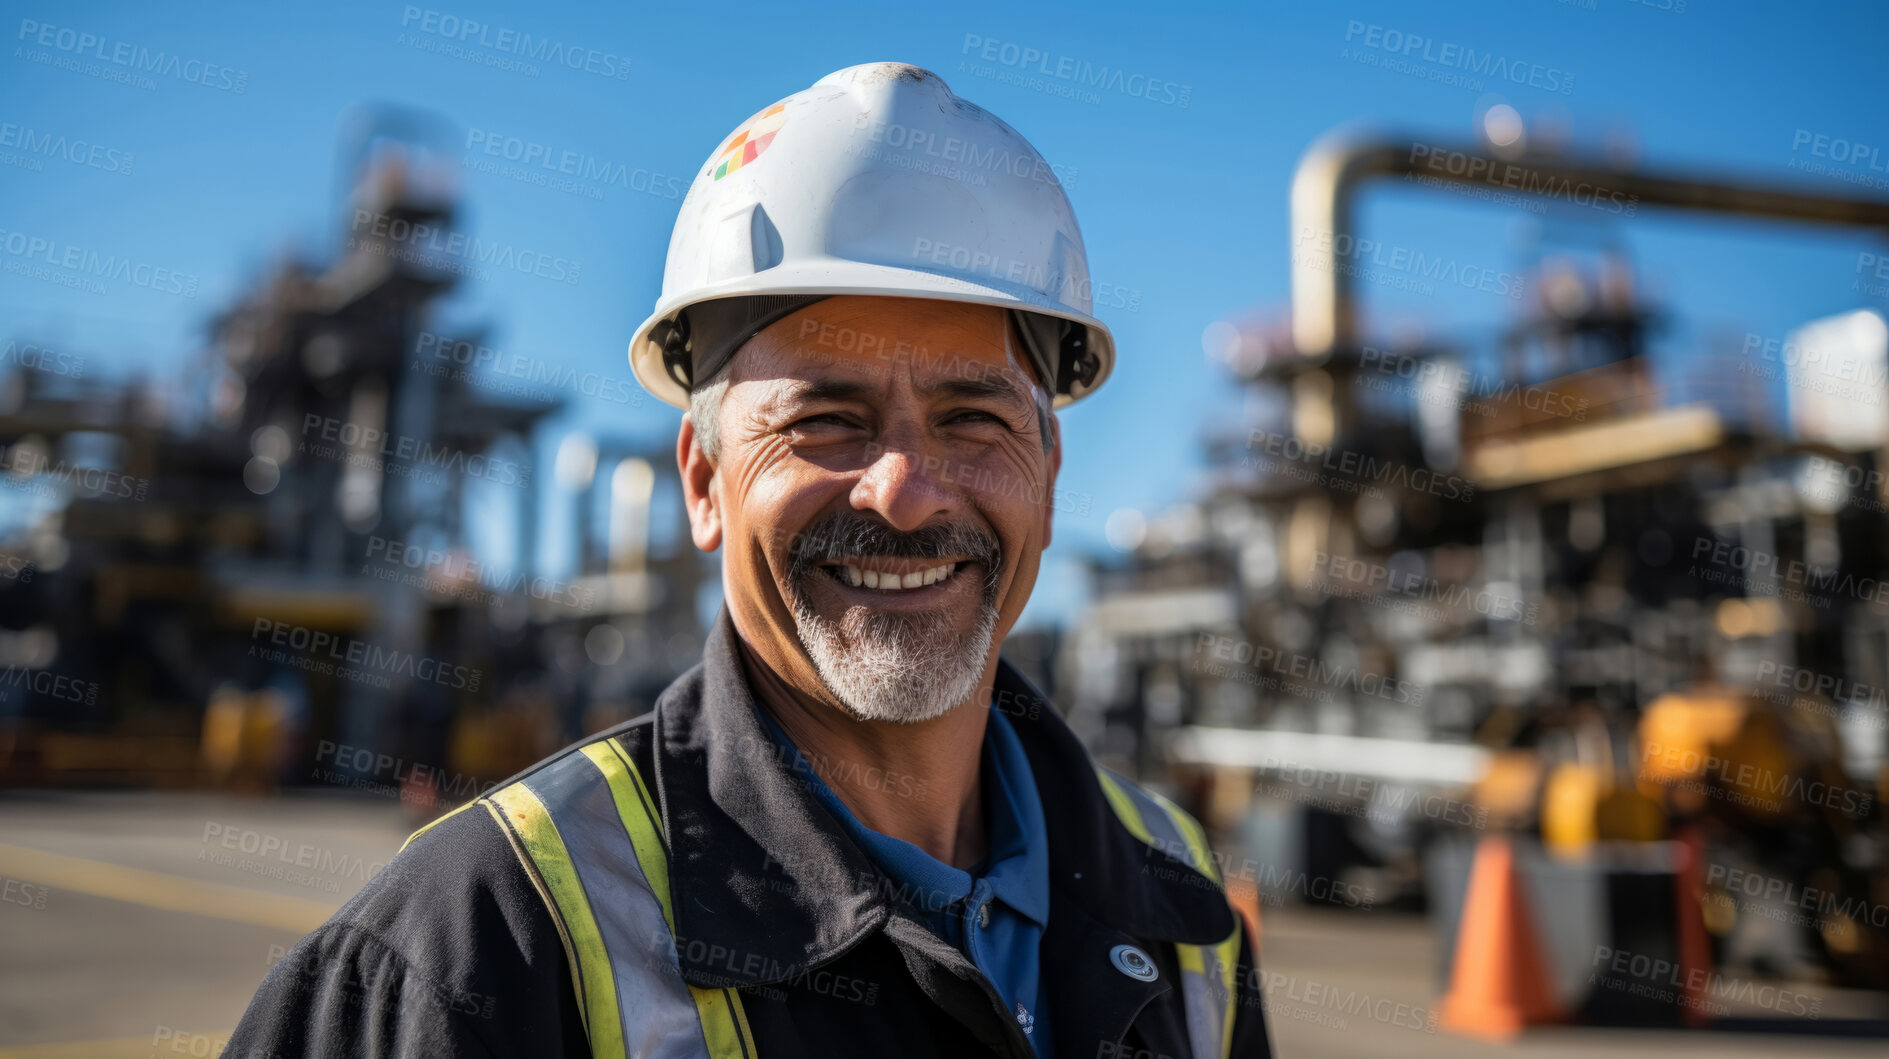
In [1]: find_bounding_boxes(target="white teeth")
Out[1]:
[833,562,959,591]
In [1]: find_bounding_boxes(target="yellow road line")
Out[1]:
[0,841,337,934]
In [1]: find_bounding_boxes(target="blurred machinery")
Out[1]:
[0,105,708,803]
[1071,124,1889,1004]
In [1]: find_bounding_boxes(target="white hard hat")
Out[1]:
[628,62,1115,411]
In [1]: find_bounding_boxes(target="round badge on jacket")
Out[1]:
[1109,943,1158,982]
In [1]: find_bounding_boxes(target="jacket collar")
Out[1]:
[653,605,1232,989]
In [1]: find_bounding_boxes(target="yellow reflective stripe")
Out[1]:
[1177,942,1206,974]
[581,742,677,933]
[1150,791,1220,884]
[477,798,588,1040]
[1096,767,1239,1058]
[398,797,482,854]
[1164,793,1240,1058]
[1214,919,1241,1059]
[1178,930,1241,1059]
[727,986,756,1053]
[585,740,753,1059]
[1095,768,1155,844]
[1176,943,1221,1059]
[692,986,755,1059]
[1099,765,1222,884]
[489,781,627,1059]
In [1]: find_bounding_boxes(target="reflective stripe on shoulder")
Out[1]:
[1095,766,1240,1059]
[1095,768,1154,846]
[1095,766,1218,883]
[482,738,754,1059]
[398,796,483,855]
[576,742,758,1059]
[489,778,628,1058]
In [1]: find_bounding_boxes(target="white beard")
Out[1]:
[790,595,998,724]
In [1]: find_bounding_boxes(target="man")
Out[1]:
[230,62,1272,1058]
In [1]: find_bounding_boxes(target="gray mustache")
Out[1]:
[785,512,1003,602]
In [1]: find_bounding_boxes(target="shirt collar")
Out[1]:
[981,709,1050,927]
[754,699,1052,931]
[649,605,1232,989]
[753,700,973,915]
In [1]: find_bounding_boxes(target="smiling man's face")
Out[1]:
[680,295,1061,724]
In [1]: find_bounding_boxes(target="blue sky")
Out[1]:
[5,0,1886,627]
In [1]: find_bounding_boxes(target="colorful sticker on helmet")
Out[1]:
[712,103,787,181]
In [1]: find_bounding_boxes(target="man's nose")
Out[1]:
[850,436,957,533]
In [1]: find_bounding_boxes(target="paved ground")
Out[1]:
[1,791,1884,1057]
[0,790,413,1057]
[1256,905,1889,1058]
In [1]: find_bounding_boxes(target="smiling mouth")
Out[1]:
[819,559,966,591]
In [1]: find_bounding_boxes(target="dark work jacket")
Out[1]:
[227,607,1274,1059]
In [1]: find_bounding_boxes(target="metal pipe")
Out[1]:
[1289,131,1889,357]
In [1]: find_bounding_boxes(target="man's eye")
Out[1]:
[946,410,1005,426]
[790,413,859,432]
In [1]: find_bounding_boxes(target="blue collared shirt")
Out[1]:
[757,704,1052,1055]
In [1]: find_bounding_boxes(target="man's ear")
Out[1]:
[1041,411,1062,550]
[677,414,722,553]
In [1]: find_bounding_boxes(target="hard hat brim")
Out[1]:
[628,257,1116,412]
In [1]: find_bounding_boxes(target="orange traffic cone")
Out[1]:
[1224,874,1263,948]
[1439,836,1565,1039]
[1672,825,1713,1027]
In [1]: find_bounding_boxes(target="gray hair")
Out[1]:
[687,360,733,463]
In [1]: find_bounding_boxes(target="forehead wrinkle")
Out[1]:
[916,373,1035,410]
[749,375,874,419]
[744,301,1051,420]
